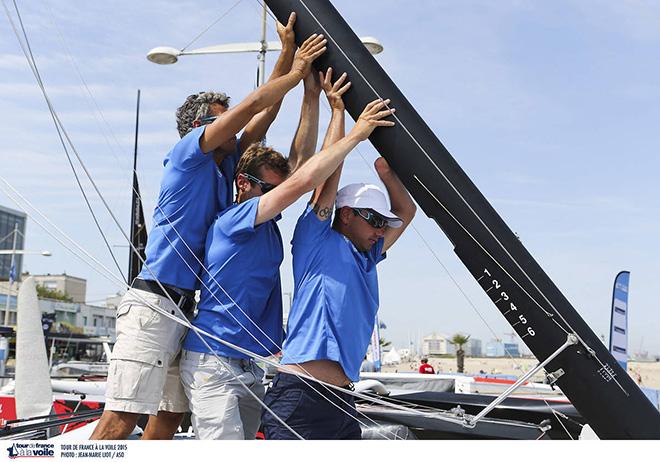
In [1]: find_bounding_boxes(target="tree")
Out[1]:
[379,337,392,349]
[450,333,471,374]
[36,285,73,302]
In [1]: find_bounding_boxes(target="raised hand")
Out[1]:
[374,157,393,179]
[291,34,327,78]
[320,67,351,111]
[276,12,296,49]
[349,99,396,141]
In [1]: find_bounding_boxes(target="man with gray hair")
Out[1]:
[91,12,327,440]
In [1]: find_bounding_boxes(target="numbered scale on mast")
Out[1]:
[477,267,536,340]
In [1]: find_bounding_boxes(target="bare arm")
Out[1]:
[255,98,395,225]
[309,69,351,220]
[376,157,416,253]
[199,31,327,153]
[240,13,298,149]
[287,72,321,174]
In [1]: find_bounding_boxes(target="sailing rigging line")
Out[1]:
[1,177,547,436]
[180,0,245,52]
[43,0,133,177]
[0,178,305,441]
[290,0,628,396]
[1,177,504,437]
[2,0,126,282]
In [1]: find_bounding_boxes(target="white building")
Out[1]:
[422,333,454,356]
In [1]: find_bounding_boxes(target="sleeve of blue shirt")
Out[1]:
[291,204,332,247]
[216,197,260,242]
[167,126,213,171]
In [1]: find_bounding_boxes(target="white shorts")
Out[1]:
[180,350,265,440]
[104,288,190,415]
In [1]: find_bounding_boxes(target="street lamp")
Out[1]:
[1,223,52,325]
[147,36,384,65]
[0,250,51,256]
[147,3,383,87]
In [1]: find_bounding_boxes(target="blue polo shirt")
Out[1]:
[183,197,285,358]
[281,205,386,382]
[138,126,240,291]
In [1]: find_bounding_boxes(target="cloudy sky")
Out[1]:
[1,0,659,355]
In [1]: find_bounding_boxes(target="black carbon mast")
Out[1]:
[264,0,660,438]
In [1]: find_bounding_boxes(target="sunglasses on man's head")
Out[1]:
[243,173,277,193]
[199,116,218,125]
[352,208,388,229]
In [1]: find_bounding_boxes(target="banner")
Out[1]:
[609,271,630,370]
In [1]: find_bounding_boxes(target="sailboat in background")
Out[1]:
[127,89,148,285]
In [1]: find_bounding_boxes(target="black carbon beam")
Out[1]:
[264,0,660,439]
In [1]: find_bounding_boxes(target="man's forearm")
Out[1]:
[289,90,320,171]
[321,109,345,149]
[268,44,295,82]
[381,170,416,222]
[245,70,302,115]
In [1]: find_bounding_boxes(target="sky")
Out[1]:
[1,0,659,356]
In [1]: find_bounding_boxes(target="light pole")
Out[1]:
[1,226,52,326]
[147,4,383,79]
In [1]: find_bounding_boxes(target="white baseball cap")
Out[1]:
[335,183,403,228]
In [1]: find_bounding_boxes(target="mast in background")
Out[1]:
[128,89,147,284]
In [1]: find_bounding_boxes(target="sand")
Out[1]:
[381,357,660,389]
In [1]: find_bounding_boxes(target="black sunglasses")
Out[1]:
[352,208,388,229]
[243,173,277,193]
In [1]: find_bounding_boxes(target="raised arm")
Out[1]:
[376,157,416,253]
[240,13,298,149]
[255,98,395,225]
[309,68,351,220]
[287,71,321,174]
[199,31,327,153]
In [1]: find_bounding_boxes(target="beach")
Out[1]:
[381,358,660,389]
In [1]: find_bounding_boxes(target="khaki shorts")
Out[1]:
[180,350,265,440]
[105,288,190,415]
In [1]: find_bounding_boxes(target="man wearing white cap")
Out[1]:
[262,108,416,438]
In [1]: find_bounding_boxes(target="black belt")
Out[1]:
[131,278,195,313]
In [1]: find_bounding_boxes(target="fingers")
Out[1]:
[309,45,327,61]
[331,72,348,90]
[363,98,391,114]
[322,67,333,87]
[374,108,395,118]
[300,33,325,51]
[335,81,351,96]
[286,12,296,28]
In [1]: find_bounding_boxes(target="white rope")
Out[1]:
[2,176,512,435]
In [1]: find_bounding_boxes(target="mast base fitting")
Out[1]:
[545,368,565,389]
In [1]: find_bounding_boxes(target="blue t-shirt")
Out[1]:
[138,126,240,290]
[281,205,386,382]
[183,197,285,358]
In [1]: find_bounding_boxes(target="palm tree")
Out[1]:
[450,334,471,373]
